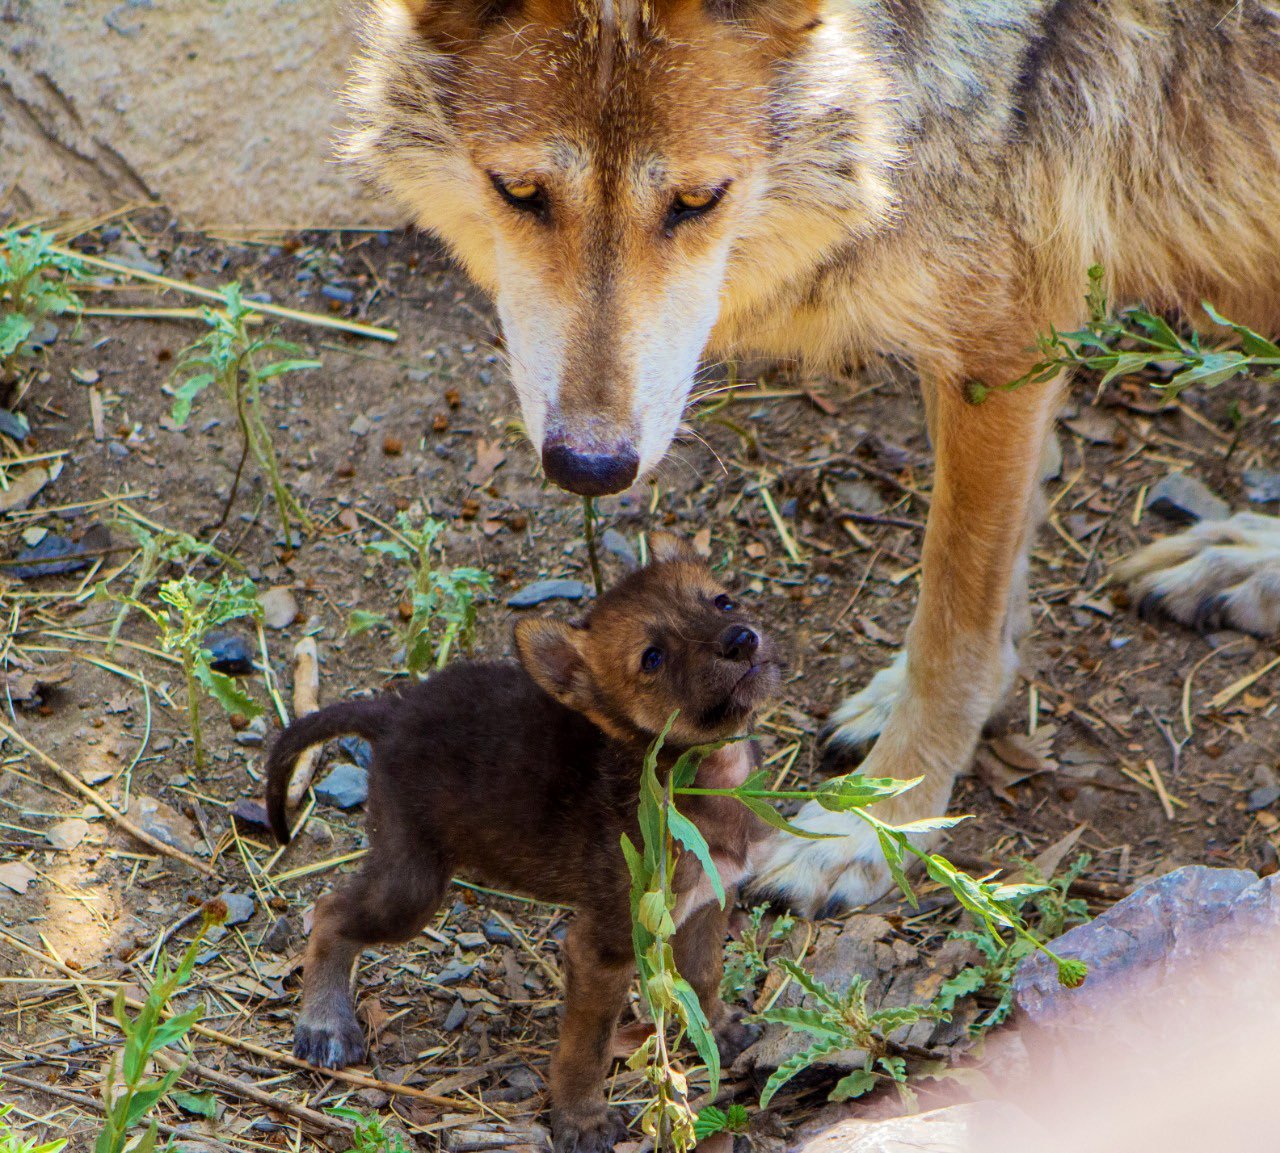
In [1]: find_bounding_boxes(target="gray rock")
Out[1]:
[482,915,514,945]
[338,735,373,770]
[258,586,299,630]
[234,715,268,747]
[1013,866,1280,1058]
[1246,784,1280,811]
[442,999,468,1031]
[230,799,271,829]
[1243,469,1280,505]
[45,817,90,851]
[435,958,476,986]
[260,916,293,953]
[601,528,638,569]
[507,579,592,608]
[831,479,887,515]
[219,891,255,926]
[314,762,369,808]
[1146,472,1230,524]
[796,1102,1039,1153]
[134,795,203,856]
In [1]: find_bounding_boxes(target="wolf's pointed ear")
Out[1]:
[647,531,699,566]
[515,618,595,710]
[702,0,823,53]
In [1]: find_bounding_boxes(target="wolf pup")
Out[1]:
[266,534,780,1152]
[346,0,1280,915]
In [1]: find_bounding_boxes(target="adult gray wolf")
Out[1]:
[345,0,1280,916]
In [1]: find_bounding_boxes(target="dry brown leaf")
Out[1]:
[1027,824,1087,881]
[0,861,37,894]
[466,439,506,487]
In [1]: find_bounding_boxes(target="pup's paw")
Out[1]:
[821,651,907,756]
[293,1012,367,1069]
[747,805,897,919]
[551,1109,628,1153]
[1114,512,1280,636]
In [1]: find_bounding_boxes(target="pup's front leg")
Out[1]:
[550,918,634,1153]
[672,898,759,1062]
[752,365,1064,916]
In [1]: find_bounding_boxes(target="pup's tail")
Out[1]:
[265,699,394,845]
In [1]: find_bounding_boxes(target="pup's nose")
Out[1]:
[541,439,639,496]
[719,626,759,662]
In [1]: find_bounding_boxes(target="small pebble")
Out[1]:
[204,631,255,675]
[435,958,476,985]
[230,799,271,830]
[507,578,591,608]
[259,586,299,630]
[455,932,487,950]
[219,891,255,926]
[1247,785,1280,812]
[1147,472,1230,524]
[338,736,373,770]
[234,715,268,747]
[1243,469,1280,505]
[314,762,369,808]
[482,916,514,945]
[442,999,468,1032]
[383,434,404,456]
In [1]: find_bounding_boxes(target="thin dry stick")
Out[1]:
[285,637,322,808]
[0,928,473,1110]
[0,1069,243,1153]
[153,1051,353,1136]
[0,718,216,877]
[48,245,399,342]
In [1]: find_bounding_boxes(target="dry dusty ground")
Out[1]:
[0,210,1277,1150]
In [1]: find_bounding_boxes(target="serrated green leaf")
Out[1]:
[194,661,262,718]
[774,958,843,1012]
[815,773,923,810]
[754,1004,846,1040]
[759,1035,848,1108]
[829,1067,877,1102]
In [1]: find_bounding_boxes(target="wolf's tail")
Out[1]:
[265,699,394,845]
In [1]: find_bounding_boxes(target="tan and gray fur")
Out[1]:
[346,0,1280,913]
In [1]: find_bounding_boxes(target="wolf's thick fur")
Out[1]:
[347,0,1280,914]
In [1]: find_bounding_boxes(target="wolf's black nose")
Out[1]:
[542,441,639,496]
[720,626,759,661]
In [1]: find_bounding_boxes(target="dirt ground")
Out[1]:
[1,210,1278,1150]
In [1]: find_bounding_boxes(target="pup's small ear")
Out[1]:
[515,618,594,709]
[647,531,699,566]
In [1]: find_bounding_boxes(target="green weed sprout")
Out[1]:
[971,264,1280,402]
[327,1107,409,1153]
[96,899,226,1153]
[623,716,1089,1141]
[0,1106,67,1153]
[0,228,88,382]
[107,574,263,771]
[102,516,236,655]
[720,904,795,1006]
[350,513,492,676]
[936,852,1092,1031]
[168,283,320,541]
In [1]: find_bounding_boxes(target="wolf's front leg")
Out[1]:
[751,369,1062,917]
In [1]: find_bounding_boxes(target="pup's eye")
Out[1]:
[714,593,736,612]
[641,646,664,673]
[665,183,729,230]
[490,174,545,214]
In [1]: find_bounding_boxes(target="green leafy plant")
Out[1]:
[96,900,225,1153]
[328,1106,409,1153]
[102,514,236,655]
[351,513,491,675]
[0,1106,68,1153]
[0,228,87,383]
[936,852,1092,1031]
[971,264,1280,402]
[756,960,945,1108]
[167,283,320,541]
[693,1103,750,1142]
[106,574,262,770]
[721,904,795,1006]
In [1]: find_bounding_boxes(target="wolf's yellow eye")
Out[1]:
[676,190,715,210]
[489,173,546,214]
[666,183,730,231]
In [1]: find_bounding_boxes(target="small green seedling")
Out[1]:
[107,574,263,770]
[0,1106,67,1153]
[96,900,225,1153]
[0,228,88,383]
[973,264,1280,402]
[936,852,1092,1031]
[756,960,946,1108]
[721,904,795,1006]
[102,514,236,655]
[167,283,319,541]
[328,1107,410,1153]
[351,513,491,675]
[694,1104,751,1142]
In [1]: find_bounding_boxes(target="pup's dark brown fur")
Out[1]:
[265,534,780,1152]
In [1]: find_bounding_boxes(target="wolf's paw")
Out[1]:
[293,1010,367,1069]
[747,805,898,919]
[551,1109,628,1153]
[821,651,907,758]
[1115,512,1280,636]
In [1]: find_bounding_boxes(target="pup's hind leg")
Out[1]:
[1114,513,1280,636]
[551,916,634,1153]
[295,855,449,1068]
[672,900,758,1062]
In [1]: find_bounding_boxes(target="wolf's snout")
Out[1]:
[719,626,759,662]
[541,436,639,496]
